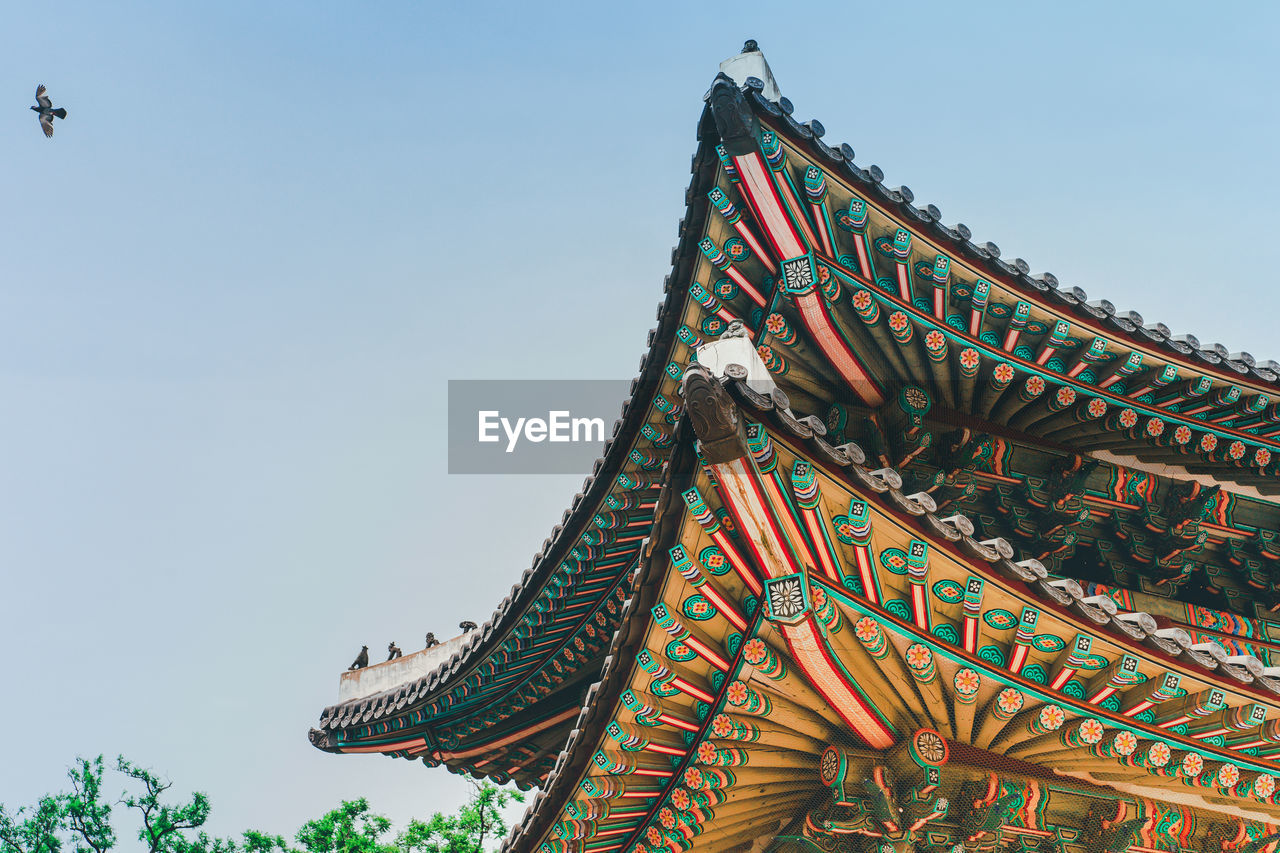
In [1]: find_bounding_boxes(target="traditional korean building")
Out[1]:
[310,43,1280,852]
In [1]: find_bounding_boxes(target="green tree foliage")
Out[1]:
[294,799,393,853]
[0,758,522,853]
[64,758,115,853]
[394,781,523,853]
[0,794,63,853]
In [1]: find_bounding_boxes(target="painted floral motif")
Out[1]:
[646,827,663,846]
[765,313,788,335]
[983,609,1017,630]
[1077,718,1104,744]
[1032,634,1066,652]
[1025,375,1046,396]
[854,617,880,644]
[1145,417,1164,437]
[1112,730,1138,757]
[700,547,728,574]
[1217,763,1240,788]
[1173,425,1192,445]
[1055,386,1076,406]
[819,746,841,784]
[993,363,1015,384]
[659,807,675,829]
[1118,408,1138,429]
[742,638,768,666]
[670,788,690,811]
[1147,741,1171,768]
[811,586,828,612]
[1254,773,1276,799]
[766,576,806,620]
[1227,440,1245,460]
[682,767,704,789]
[903,387,930,411]
[959,348,980,369]
[996,688,1024,716]
[1087,397,1108,418]
[1199,433,1217,453]
[888,311,910,333]
[925,330,946,352]
[665,641,696,662]
[852,289,874,311]
[905,643,933,671]
[696,742,718,764]
[1181,752,1204,777]
[682,595,714,621]
[726,681,749,706]
[1256,448,1273,467]
[711,714,735,738]
[1038,705,1066,731]
[880,549,908,574]
[931,580,964,604]
[782,256,815,291]
[833,517,858,543]
[953,668,980,699]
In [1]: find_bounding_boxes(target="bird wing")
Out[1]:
[40,113,54,137]
[35,85,51,109]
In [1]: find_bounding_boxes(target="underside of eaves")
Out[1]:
[312,45,1280,852]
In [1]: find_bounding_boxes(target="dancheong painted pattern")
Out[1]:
[312,43,1280,853]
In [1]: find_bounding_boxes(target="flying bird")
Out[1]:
[31,85,67,138]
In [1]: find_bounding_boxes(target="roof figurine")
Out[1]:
[458,620,477,632]
[311,42,1280,853]
[347,645,368,671]
[423,632,439,648]
[30,85,67,138]
[385,642,402,661]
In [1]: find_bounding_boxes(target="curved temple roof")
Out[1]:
[312,44,1280,849]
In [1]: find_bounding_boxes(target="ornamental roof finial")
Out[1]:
[718,39,780,102]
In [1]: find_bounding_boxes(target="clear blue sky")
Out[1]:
[2,0,1277,844]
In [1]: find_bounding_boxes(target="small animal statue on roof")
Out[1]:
[31,85,68,138]
[348,645,369,670]
[424,632,439,648]
[459,620,477,632]
[386,642,402,661]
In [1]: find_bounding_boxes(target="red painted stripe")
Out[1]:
[709,528,762,596]
[733,219,776,274]
[732,155,805,258]
[668,676,714,704]
[794,292,886,407]
[801,508,841,583]
[782,617,895,749]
